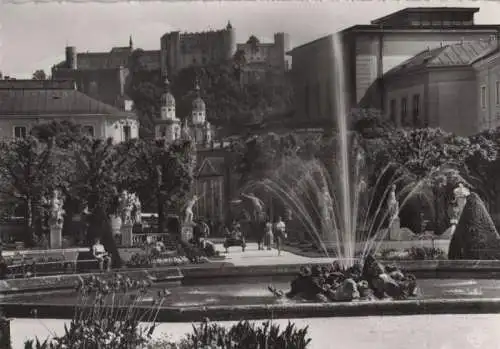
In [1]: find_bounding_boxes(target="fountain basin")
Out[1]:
[2,260,500,296]
[4,297,500,322]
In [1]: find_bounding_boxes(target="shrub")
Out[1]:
[150,319,312,349]
[24,274,169,349]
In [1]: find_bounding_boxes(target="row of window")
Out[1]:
[388,94,427,127]
[12,125,132,141]
[480,81,500,110]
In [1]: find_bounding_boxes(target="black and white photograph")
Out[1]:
[2,1,500,348]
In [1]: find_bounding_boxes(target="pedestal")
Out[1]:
[120,223,133,247]
[0,317,10,349]
[110,215,122,237]
[181,222,194,242]
[49,224,62,249]
[389,217,401,241]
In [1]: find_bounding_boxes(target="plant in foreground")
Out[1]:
[24,273,169,349]
[150,318,312,349]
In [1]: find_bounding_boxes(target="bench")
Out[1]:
[224,236,246,252]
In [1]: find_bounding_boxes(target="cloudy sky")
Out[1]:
[2,0,500,78]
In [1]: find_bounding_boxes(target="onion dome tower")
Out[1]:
[190,79,212,145]
[155,75,181,143]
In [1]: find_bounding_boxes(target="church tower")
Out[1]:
[155,75,181,143]
[191,80,211,145]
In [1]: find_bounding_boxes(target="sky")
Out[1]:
[2,0,500,78]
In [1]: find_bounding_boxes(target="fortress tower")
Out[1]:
[160,22,237,76]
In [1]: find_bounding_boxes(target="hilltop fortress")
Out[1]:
[52,22,290,110]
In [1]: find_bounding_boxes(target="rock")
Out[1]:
[448,192,500,260]
[334,278,360,302]
[378,273,405,299]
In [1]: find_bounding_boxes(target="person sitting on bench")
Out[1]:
[92,238,112,272]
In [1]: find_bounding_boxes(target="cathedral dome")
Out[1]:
[192,96,205,111]
[162,92,176,107]
[161,76,175,107]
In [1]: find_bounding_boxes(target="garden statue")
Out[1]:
[453,182,470,218]
[387,184,399,221]
[133,195,142,224]
[50,189,65,226]
[119,191,134,225]
[241,193,265,220]
[184,195,199,224]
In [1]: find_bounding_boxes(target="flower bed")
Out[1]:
[377,247,447,261]
[0,274,81,293]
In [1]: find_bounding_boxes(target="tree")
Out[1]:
[32,70,47,80]
[67,137,134,267]
[0,136,71,245]
[372,127,495,233]
[465,127,500,212]
[31,120,86,148]
[126,139,196,234]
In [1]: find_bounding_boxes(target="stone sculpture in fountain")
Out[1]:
[181,195,199,242]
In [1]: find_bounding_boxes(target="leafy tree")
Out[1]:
[372,127,495,233]
[31,120,86,148]
[66,137,134,266]
[0,136,71,245]
[32,69,47,80]
[466,127,500,212]
[125,139,196,233]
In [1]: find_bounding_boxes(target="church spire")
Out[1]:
[129,35,133,49]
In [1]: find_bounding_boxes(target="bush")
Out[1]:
[150,319,312,349]
[24,274,169,349]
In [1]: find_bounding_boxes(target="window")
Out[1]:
[401,97,408,126]
[13,126,26,139]
[123,125,131,141]
[481,85,487,109]
[496,81,500,105]
[412,94,420,126]
[389,99,396,124]
[83,125,94,137]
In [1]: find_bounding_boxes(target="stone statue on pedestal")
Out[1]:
[453,182,470,217]
[133,195,142,224]
[184,195,199,224]
[118,191,134,225]
[387,184,399,221]
[241,193,265,221]
[50,189,65,227]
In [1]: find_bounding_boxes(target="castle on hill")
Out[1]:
[51,23,291,111]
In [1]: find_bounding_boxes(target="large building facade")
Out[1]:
[51,38,161,111]
[0,79,139,141]
[288,7,500,125]
[381,40,497,136]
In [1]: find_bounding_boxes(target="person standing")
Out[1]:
[264,219,274,250]
[256,217,266,250]
[275,216,286,256]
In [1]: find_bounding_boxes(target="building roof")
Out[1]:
[0,80,75,90]
[383,39,498,78]
[370,7,479,25]
[0,89,135,117]
[54,48,161,71]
